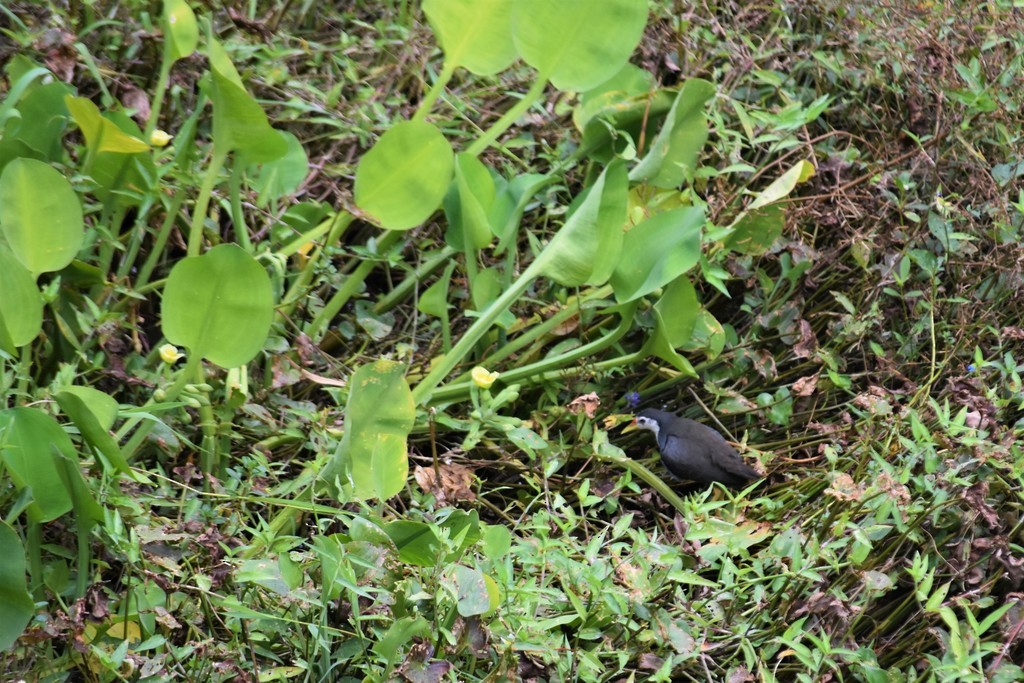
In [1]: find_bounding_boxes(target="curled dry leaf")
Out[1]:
[825,473,864,501]
[413,463,476,505]
[792,373,819,397]
[875,472,910,505]
[961,481,999,529]
[793,318,818,358]
[566,392,601,418]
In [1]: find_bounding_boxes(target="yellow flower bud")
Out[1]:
[471,366,499,389]
[159,343,184,364]
[150,129,173,147]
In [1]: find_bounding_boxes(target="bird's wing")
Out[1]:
[714,444,759,479]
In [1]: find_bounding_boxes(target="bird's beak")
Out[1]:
[621,418,639,433]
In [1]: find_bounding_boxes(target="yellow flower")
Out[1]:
[159,343,184,364]
[149,129,173,147]
[471,366,499,389]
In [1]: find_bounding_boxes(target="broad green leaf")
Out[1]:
[251,130,308,206]
[161,243,274,368]
[0,245,42,353]
[491,172,549,253]
[64,96,150,154]
[611,205,704,303]
[339,360,415,501]
[575,64,674,163]
[55,386,132,475]
[681,307,726,359]
[747,160,815,212]
[0,522,34,651]
[722,204,784,255]
[480,523,512,561]
[417,262,454,318]
[355,120,454,230]
[423,0,516,75]
[445,153,495,251]
[0,408,76,522]
[642,276,699,376]
[439,509,482,555]
[383,520,441,567]
[163,0,198,63]
[536,161,628,286]
[512,0,648,92]
[629,78,715,188]
[206,39,288,162]
[7,80,72,161]
[443,565,490,616]
[372,616,430,666]
[88,110,157,207]
[575,63,656,132]
[0,158,84,276]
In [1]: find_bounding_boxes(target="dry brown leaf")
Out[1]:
[413,463,476,505]
[793,319,819,358]
[793,373,819,397]
[825,473,864,501]
[567,392,601,418]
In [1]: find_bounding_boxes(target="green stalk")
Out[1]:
[117,355,202,462]
[116,194,158,282]
[229,160,250,250]
[412,256,549,404]
[466,76,550,156]
[483,286,614,366]
[278,211,354,321]
[592,452,689,515]
[373,246,457,314]
[412,61,456,123]
[145,41,174,139]
[305,230,402,340]
[425,301,637,404]
[27,522,43,599]
[136,189,187,291]
[188,146,229,256]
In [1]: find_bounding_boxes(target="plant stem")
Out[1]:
[466,76,550,156]
[305,230,402,341]
[413,61,455,123]
[425,301,637,404]
[278,211,354,321]
[412,257,548,404]
[188,146,228,256]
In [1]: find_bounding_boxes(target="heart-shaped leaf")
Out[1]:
[0,522,34,651]
[161,243,274,368]
[536,161,628,286]
[0,158,83,276]
[512,0,647,92]
[206,39,288,162]
[328,360,415,502]
[383,520,442,567]
[444,153,496,251]
[443,565,491,616]
[163,0,198,63]
[423,0,516,76]
[0,245,42,353]
[629,78,715,188]
[65,96,150,155]
[0,408,77,522]
[55,386,132,474]
[722,203,784,255]
[355,121,454,230]
[250,130,308,206]
[611,205,704,303]
[642,276,700,376]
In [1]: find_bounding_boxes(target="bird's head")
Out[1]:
[632,409,662,437]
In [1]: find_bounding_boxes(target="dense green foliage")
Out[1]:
[1,0,1023,681]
